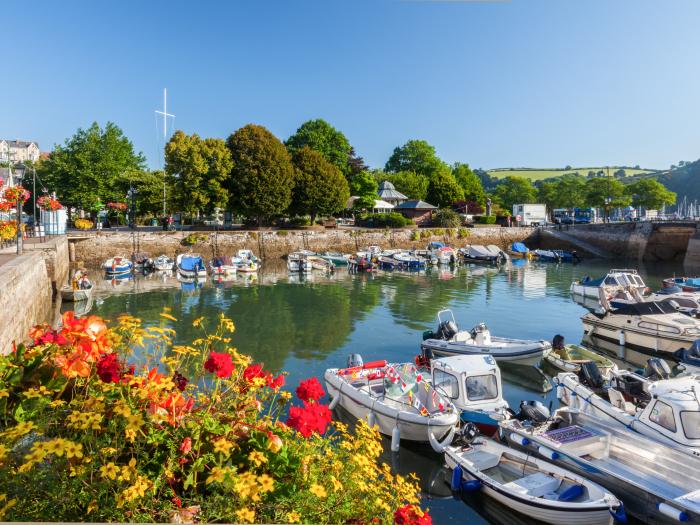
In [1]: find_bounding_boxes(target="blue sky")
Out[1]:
[2,0,699,170]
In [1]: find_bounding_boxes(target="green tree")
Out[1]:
[537,181,559,219]
[584,177,630,221]
[626,178,676,209]
[492,176,536,211]
[290,147,350,223]
[115,170,175,217]
[350,171,378,210]
[38,122,145,214]
[226,124,295,225]
[165,131,233,218]
[373,170,429,200]
[426,166,464,207]
[556,174,586,208]
[285,119,352,177]
[452,162,486,203]
[385,139,446,178]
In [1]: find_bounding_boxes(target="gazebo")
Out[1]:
[345,196,395,214]
[377,181,407,206]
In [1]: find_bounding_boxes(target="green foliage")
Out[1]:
[626,178,676,209]
[385,139,446,178]
[411,230,421,241]
[536,174,586,212]
[38,122,145,212]
[285,119,352,177]
[426,166,464,207]
[350,171,378,210]
[492,176,537,211]
[288,216,311,227]
[357,212,412,228]
[290,147,350,222]
[584,177,631,219]
[475,215,497,224]
[165,131,233,216]
[453,163,485,204]
[182,233,208,246]
[457,227,470,238]
[432,209,462,228]
[227,125,295,225]
[487,167,656,181]
[373,170,429,200]
[115,170,173,217]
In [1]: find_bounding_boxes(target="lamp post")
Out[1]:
[14,162,26,255]
[127,183,138,230]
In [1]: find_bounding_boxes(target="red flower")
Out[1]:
[394,505,432,525]
[179,437,192,455]
[173,371,189,391]
[286,401,332,438]
[204,352,234,378]
[243,363,265,383]
[96,353,122,383]
[295,377,325,402]
[172,496,182,509]
[267,374,285,389]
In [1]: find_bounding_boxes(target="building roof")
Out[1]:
[373,199,395,209]
[1,139,39,149]
[377,180,407,201]
[396,200,437,210]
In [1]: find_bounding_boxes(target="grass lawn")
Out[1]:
[487,167,657,181]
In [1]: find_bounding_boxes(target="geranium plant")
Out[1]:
[36,195,62,211]
[107,202,128,211]
[2,186,30,204]
[0,312,429,523]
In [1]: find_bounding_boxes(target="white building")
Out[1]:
[0,139,41,164]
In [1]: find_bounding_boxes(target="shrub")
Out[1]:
[73,218,93,230]
[289,216,311,227]
[411,230,421,241]
[181,233,208,246]
[0,313,428,523]
[475,215,497,224]
[277,230,289,237]
[432,209,462,228]
[457,227,470,239]
[357,213,412,228]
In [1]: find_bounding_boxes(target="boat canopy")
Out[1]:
[511,242,529,253]
[610,301,678,316]
[466,245,494,257]
[180,256,204,271]
[383,363,446,414]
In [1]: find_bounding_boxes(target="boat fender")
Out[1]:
[450,467,481,493]
[609,502,627,523]
[509,433,530,446]
[656,503,688,522]
[391,424,401,452]
[537,445,559,461]
[328,384,342,410]
[619,330,626,346]
[428,424,456,453]
[367,400,376,429]
[556,384,564,400]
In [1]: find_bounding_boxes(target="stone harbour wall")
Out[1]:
[0,252,53,355]
[70,227,538,267]
[24,236,70,293]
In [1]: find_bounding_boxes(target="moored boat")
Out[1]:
[287,252,312,273]
[542,336,617,378]
[233,249,259,272]
[176,254,206,279]
[571,269,647,300]
[663,276,700,292]
[209,256,237,276]
[533,249,580,263]
[348,255,375,272]
[102,256,133,275]
[317,251,350,266]
[60,282,93,302]
[153,254,174,271]
[508,242,530,258]
[675,342,700,374]
[459,245,505,265]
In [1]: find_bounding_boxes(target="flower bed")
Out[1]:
[0,312,429,523]
[74,218,94,230]
[0,221,17,241]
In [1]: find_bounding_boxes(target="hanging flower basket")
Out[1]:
[37,195,63,211]
[107,202,127,211]
[3,185,30,204]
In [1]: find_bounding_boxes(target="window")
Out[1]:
[680,412,700,439]
[605,277,618,286]
[638,321,658,331]
[433,369,459,399]
[465,374,498,401]
[656,324,681,334]
[648,401,677,432]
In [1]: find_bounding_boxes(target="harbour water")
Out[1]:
[77,259,684,525]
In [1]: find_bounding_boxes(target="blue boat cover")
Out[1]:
[428,242,445,249]
[657,285,683,295]
[180,256,203,271]
[581,276,605,286]
[686,278,700,287]
[511,242,529,253]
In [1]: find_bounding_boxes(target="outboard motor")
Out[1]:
[347,353,364,369]
[437,320,458,340]
[578,361,605,390]
[552,334,565,350]
[644,358,671,381]
[517,400,551,423]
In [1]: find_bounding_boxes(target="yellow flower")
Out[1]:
[0,445,7,463]
[23,389,44,399]
[267,434,283,453]
[235,508,255,523]
[374,497,391,513]
[100,462,119,480]
[248,450,267,467]
[87,500,98,514]
[330,476,343,492]
[43,438,66,456]
[160,312,178,322]
[100,447,117,456]
[0,390,8,399]
[309,484,327,499]
[286,511,301,524]
[279,391,292,401]
[257,473,274,493]
[49,399,66,408]
[63,441,83,459]
[192,317,205,328]
[233,472,260,501]
[206,466,228,485]
[0,494,17,520]
[113,400,132,418]
[0,421,36,441]
[213,439,234,457]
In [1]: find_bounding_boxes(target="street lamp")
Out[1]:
[127,183,138,229]
[14,162,26,255]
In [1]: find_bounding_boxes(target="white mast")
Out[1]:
[155,88,175,215]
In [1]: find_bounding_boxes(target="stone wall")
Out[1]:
[70,227,538,267]
[23,236,70,293]
[0,252,53,355]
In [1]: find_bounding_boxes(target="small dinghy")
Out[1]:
[61,271,93,302]
[533,249,580,263]
[446,435,624,525]
[234,249,259,272]
[210,256,237,277]
[153,255,174,271]
[460,245,505,265]
[421,310,549,365]
[509,242,530,259]
[102,256,133,275]
[317,252,350,266]
[324,356,459,452]
[543,335,617,378]
[348,255,375,272]
[176,254,206,279]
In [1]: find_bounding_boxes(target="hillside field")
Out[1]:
[487,167,657,181]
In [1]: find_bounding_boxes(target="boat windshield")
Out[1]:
[680,411,700,439]
[465,374,499,401]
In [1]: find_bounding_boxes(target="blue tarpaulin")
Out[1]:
[180,256,203,271]
[511,242,529,253]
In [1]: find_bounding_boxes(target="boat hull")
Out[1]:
[582,316,696,355]
[422,339,546,365]
[60,287,92,302]
[542,345,616,378]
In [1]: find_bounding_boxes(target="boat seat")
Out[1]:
[453,331,473,343]
[607,388,636,415]
[503,472,561,497]
[461,450,501,471]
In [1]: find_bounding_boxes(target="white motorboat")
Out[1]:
[324,356,459,452]
[582,301,700,355]
[308,255,335,272]
[392,252,426,270]
[571,269,647,300]
[153,255,174,271]
[176,254,206,279]
[486,244,509,260]
[287,252,312,273]
[102,256,133,275]
[317,252,350,266]
[234,249,259,272]
[209,256,237,277]
[60,282,93,302]
[445,436,623,525]
[427,242,458,265]
[421,310,549,365]
[501,409,700,523]
[459,245,505,265]
[554,369,700,457]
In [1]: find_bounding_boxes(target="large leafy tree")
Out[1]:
[347,147,368,180]
[556,174,587,209]
[226,124,294,224]
[373,170,429,200]
[492,176,537,211]
[290,147,350,223]
[584,177,630,220]
[285,119,352,177]
[385,139,446,178]
[38,122,145,213]
[115,170,175,217]
[350,171,378,210]
[452,163,486,204]
[165,131,233,217]
[426,166,464,207]
[626,178,676,209]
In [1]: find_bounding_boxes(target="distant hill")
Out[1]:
[645,160,700,207]
[487,166,658,181]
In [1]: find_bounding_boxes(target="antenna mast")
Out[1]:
[155,88,175,215]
